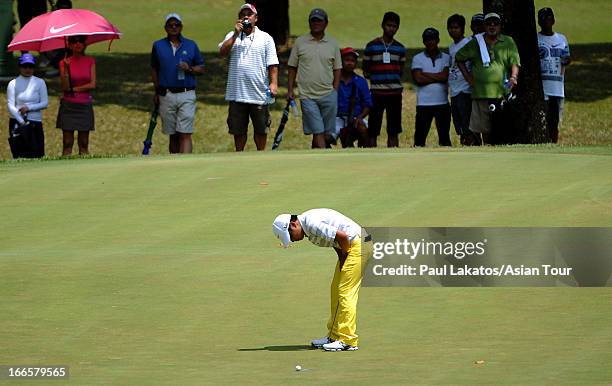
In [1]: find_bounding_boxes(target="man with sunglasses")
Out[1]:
[455,12,520,144]
[151,13,204,154]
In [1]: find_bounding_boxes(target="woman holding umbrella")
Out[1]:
[57,35,96,155]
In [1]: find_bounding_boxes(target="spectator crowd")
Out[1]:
[5,4,570,158]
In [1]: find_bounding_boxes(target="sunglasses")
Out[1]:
[166,22,182,28]
[485,20,500,26]
[20,64,35,69]
[68,37,86,44]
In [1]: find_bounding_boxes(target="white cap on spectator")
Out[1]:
[165,13,182,24]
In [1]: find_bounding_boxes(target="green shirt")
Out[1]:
[288,33,342,99]
[455,34,520,99]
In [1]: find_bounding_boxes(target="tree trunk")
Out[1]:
[483,0,549,143]
[248,0,290,48]
[0,0,18,77]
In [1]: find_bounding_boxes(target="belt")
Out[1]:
[166,87,195,93]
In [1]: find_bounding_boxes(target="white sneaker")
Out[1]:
[322,340,359,351]
[310,336,332,348]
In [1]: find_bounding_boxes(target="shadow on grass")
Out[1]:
[14,42,609,112]
[238,345,314,352]
[563,43,612,102]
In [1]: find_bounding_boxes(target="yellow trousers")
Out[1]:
[327,237,372,347]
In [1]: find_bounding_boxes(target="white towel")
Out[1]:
[475,33,491,67]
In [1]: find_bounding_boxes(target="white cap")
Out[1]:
[165,13,182,24]
[240,3,257,15]
[272,214,291,248]
[484,12,501,21]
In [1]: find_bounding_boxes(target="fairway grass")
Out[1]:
[1,149,611,384]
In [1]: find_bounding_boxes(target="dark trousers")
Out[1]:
[451,92,480,146]
[8,119,45,159]
[414,104,451,147]
[545,97,563,143]
[17,0,47,28]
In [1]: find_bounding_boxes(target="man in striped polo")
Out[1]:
[363,11,407,147]
[219,3,279,151]
[272,209,373,351]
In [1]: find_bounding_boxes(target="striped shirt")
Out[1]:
[298,208,362,248]
[363,37,407,95]
[220,27,279,105]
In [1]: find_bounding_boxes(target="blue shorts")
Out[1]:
[300,90,337,135]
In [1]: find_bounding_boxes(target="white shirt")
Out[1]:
[6,75,48,124]
[219,27,279,105]
[538,32,570,98]
[411,51,451,106]
[448,37,472,97]
[298,208,362,248]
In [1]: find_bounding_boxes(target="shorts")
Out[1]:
[227,101,271,135]
[469,99,492,134]
[334,116,368,139]
[300,90,337,135]
[159,90,196,135]
[368,93,403,136]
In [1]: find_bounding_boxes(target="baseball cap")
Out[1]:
[484,12,501,22]
[165,13,182,24]
[272,214,292,248]
[422,27,439,41]
[471,13,484,23]
[18,53,36,65]
[538,7,554,20]
[240,3,257,15]
[309,8,328,22]
[340,47,359,57]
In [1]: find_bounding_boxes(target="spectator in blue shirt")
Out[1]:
[334,47,372,148]
[151,13,204,154]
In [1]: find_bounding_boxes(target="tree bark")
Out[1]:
[483,0,549,143]
[248,0,290,48]
[0,0,18,77]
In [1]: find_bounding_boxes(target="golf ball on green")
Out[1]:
[295,365,302,371]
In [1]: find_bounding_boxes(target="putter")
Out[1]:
[272,100,292,150]
[142,105,159,155]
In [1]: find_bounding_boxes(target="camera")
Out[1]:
[241,18,252,29]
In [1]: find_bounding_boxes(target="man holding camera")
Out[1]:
[219,3,279,151]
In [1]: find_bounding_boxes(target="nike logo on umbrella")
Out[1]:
[50,23,78,34]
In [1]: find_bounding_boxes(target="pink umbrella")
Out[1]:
[7,8,121,52]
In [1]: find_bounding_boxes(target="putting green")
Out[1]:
[1,148,611,384]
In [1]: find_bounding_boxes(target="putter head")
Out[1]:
[142,140,152,155]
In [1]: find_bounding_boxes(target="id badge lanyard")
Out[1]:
[382,38,392,64]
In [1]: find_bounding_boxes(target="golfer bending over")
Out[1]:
[272,208,372,351]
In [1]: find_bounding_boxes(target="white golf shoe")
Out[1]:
[322,340,359,351]
[310,336,333,348]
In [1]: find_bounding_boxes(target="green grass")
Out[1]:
[78,0,612,53]
[1,149,612,384]
[1,0,611,159]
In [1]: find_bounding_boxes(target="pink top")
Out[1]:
[61,55,95,104]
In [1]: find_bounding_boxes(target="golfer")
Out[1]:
[272,208,372,351]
